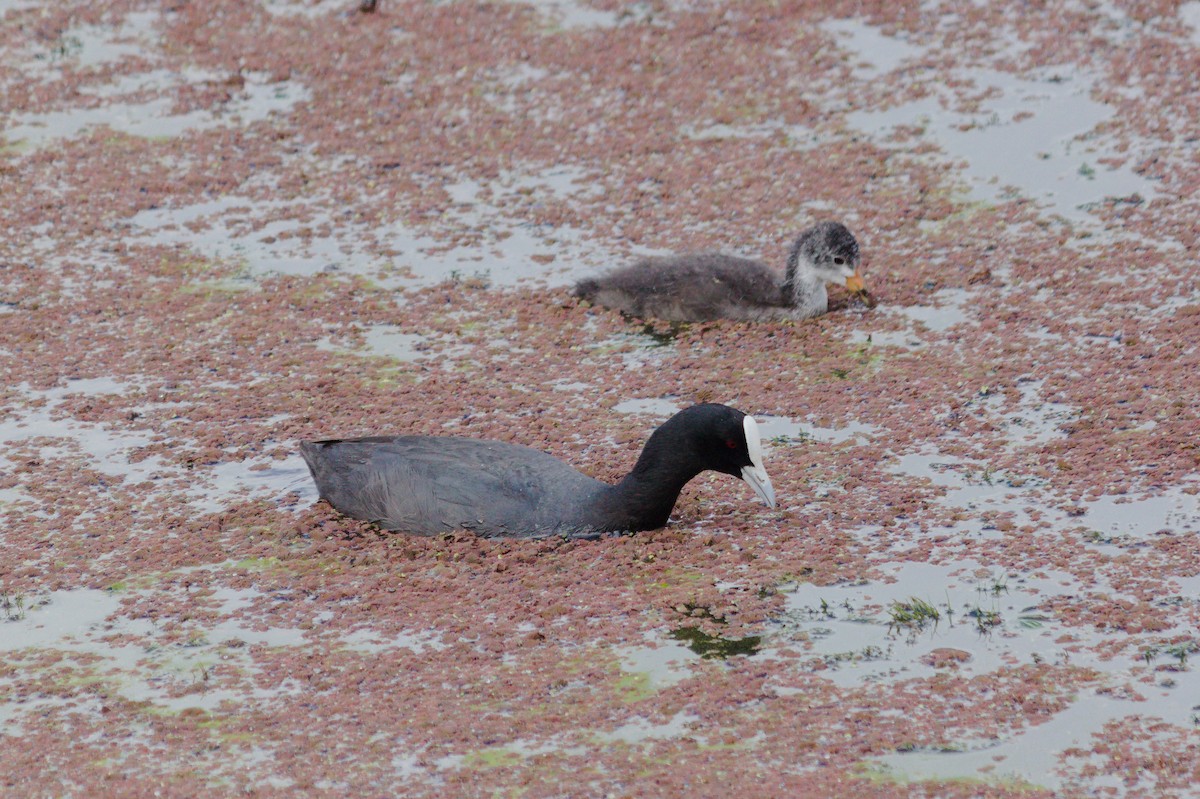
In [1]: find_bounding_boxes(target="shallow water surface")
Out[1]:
[3,1,1199,795]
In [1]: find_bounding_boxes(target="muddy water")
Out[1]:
[3,1,1199,796]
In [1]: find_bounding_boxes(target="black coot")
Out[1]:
[300,403,775,538]
[575,221,868,322]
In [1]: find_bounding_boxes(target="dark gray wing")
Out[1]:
[301,437,607,537]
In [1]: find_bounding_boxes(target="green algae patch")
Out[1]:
[855,760,1046,795]
[181,278,260,297]
[63,672,109,689]
[848,338,887,371]
[616,670,656,703]
[462,746,526,769]
[640,566,708,592]
[231,556,282,572]
[369,364,419,386]
[668,626,761,659]
[697,733,762,753]
[106,573,162,592]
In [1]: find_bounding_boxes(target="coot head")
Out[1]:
[789,220,864,293]
[634,403,775,508]
[718,412,775,507]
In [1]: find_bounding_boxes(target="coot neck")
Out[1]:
[782,250,828,316]
[596,417,707,531]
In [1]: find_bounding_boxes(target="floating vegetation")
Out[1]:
[1142,640,1200,669]
[981,573,1009,596]
[668,626,761,659]
[4,2,1199,795]
[887,597,941,635]
[628,319,688,347]
[966,605,1002,635]
[1085,529,1130,546]
[1018,610,1051,629]
[820,644,889,669]
[445,268,492,289]
[674,602,722,621]
[1,591,28,621]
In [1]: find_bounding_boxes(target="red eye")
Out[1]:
[725,439,737,449]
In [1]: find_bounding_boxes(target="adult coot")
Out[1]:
[300,403,775,538]
[575,221,869,322]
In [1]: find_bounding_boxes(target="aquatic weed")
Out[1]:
[887,597,941,635]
